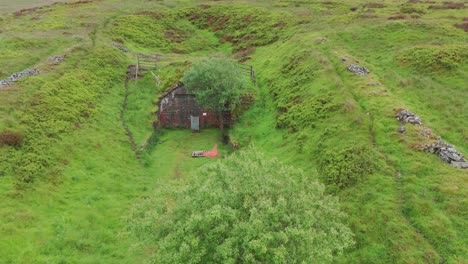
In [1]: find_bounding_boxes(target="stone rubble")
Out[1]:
[110,42,159,59]
[347,64,370,75]
[396,109,422,125]
[0,68,40,89]
[110,42,131,53]
[48,56,64,63]
[423,137,468,169]
[395,109,466,168]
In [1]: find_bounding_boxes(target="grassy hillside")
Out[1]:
[0,0,466,263]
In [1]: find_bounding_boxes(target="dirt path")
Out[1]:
[121,76,141,161]
[0,0,67,14]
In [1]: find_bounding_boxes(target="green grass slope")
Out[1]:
[0,0,466,263]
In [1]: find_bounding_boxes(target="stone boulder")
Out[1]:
[0,68,40,88]
[347,64,370,75]
[423,138,467,169]
[396,109,422,125]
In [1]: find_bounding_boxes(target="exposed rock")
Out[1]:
[347,64,370,75]
[452,162,468,169]
[0,69,40,88]
[422,138,467,168]
[342,57,349,62]
[48,56,64,64]
[396,109,422,125]
[110,42,160,59]
[397,126,406,133]
[110,42,131,53]
[315,37,327,44]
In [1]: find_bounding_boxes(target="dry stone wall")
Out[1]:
[0,69,39,89]
[396,109,467,169]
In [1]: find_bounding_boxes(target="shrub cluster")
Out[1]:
[318,146,374,189]
[399,45,468,72]
[13,46,125,186]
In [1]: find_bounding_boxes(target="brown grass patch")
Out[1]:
[388,14,407,20]
[428,2,465,9]
[454,22,468,32]
[164,29,186,43]
[238,57,251,63]
[14,0,93,17]
[232,47,256,58]
[0,131,24,147]
[360,14,379,19]
[365,3,385,8]
[407,0,436,3]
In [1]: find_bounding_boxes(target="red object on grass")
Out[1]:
[203,144,219,158]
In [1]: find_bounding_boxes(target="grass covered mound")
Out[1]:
[399,44,468,73]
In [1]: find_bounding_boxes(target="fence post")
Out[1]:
[250,66,257,86]
[135,54,139,84]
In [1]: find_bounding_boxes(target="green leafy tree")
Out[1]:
[182,58,249,136]
[129,147,355,263]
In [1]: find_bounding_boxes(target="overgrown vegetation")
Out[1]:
[129,147,354,263]
[319,146,374,190]
[0,0,466,263]
[399,44,468,73]
[182,58,250,135]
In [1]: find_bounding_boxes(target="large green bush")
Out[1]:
[129,147,354,263]
[182,58,250,135]
[318,146,374,189]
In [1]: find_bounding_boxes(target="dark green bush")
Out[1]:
[318,146,374,189]
[277,94,339,132]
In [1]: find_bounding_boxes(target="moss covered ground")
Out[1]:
[0,0,466,263]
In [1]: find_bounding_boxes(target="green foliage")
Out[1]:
[12,46,126,186]
[318,146,374,189]
[399,44,468,72]
[277,93,339,132]
[182,58,249,112]
[129,147,354,263]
